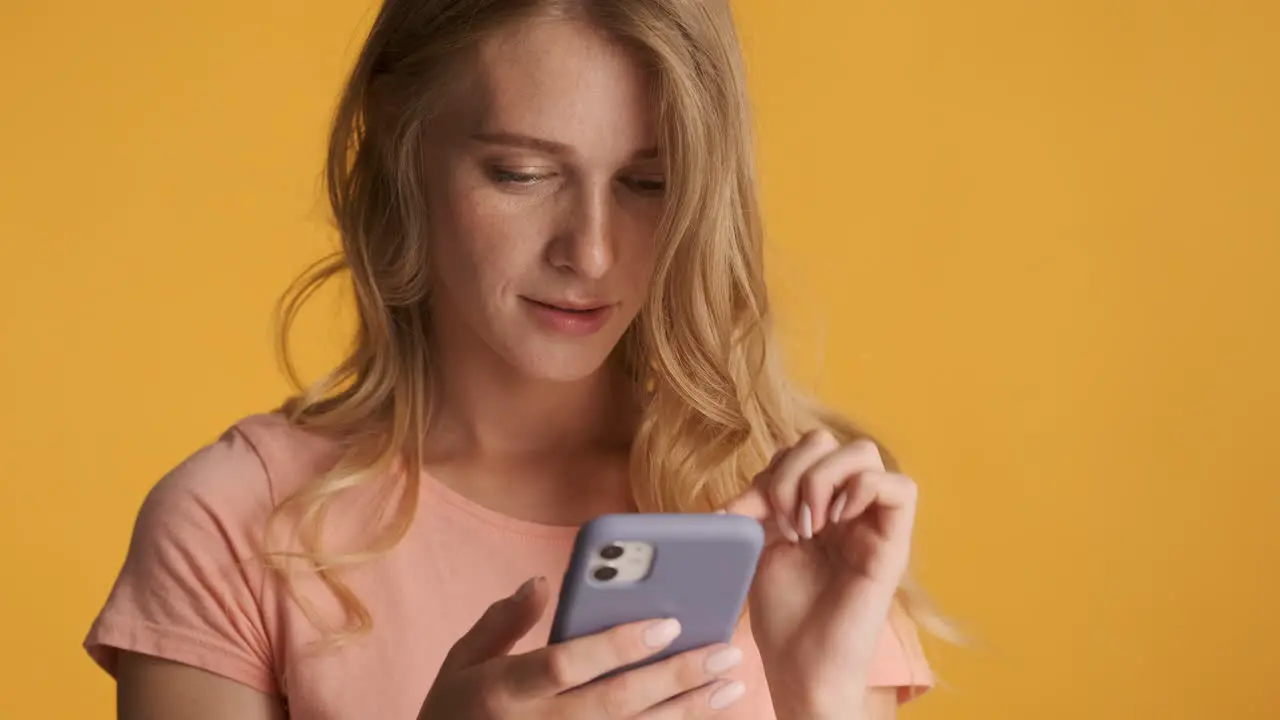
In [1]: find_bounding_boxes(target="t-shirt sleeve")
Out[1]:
[867,601,934,703]
[84,427,279,696]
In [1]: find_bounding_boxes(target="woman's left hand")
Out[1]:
[724,429,918,719]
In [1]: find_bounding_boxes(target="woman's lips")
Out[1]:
[521,298,615,337]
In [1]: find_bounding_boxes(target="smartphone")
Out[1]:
[549,512,765,677]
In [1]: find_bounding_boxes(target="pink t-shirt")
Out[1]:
[85,414,932,718]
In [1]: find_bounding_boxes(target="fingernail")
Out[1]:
[513,577,539,602]
[829,491,847,524]
[644,618,682,648]
[714,509,727,515]
[704,646,743,674]
[709,679,746,709]
[776,513,800,543]
[798,503,814,540]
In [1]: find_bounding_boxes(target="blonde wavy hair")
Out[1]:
[267,0,947,644]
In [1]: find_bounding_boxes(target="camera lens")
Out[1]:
[592,566,618,582]
[599,543,624,560]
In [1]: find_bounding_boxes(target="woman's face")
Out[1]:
[423,17,664,382]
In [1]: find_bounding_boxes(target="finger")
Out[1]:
[502,617,683,697]
[439,576,549,674]
[799,438,885,537]
[767,429,841,541]
[723,443,790,518]
[723,470,788,545]
[720,490,786,547]
[724,440,816,543]
[638,679,748,718]
[722,447,780,519]
[722,485,769,522]
[835,470,919,547]
[560,643,743,718]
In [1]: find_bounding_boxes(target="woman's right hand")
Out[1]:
[418,577,747,719]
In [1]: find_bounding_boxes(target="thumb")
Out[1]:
[723,487,787,546]
[723,486,770,522]
[723,455,778,522]
[439,576,549,674]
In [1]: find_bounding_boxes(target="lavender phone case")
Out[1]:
[549,513,765,673]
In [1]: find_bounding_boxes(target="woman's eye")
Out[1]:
[625,177,667,195]
[490,168,548,185]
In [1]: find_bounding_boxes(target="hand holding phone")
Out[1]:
[418,575,749,719]
[549,513,765,675]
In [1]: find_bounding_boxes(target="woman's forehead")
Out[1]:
[448,18,658,160]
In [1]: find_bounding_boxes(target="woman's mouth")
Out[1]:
[521,297,616,337]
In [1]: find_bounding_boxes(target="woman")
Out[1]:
[85,0,939,718]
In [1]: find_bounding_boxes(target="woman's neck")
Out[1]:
[418,327,640,525]
[422,334,637,463]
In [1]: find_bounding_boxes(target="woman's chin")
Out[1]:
[498,341,618,384]
[516,355,614,384]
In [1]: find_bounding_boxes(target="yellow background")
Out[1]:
[2,0,1277,717]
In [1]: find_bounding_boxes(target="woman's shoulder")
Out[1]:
[82,411,341,695]
[230,411,346,502]
[141,412,344,527]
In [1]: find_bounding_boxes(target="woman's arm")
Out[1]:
[117,651,285,720]
[864,688,899,720]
